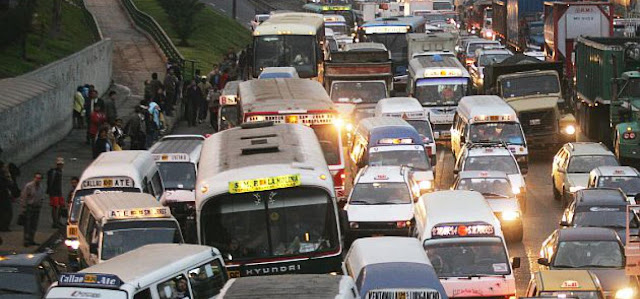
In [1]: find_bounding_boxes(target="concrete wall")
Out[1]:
[0,39,113,165]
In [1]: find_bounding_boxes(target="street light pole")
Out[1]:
[232,0,237,20]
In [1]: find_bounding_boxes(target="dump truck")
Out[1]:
[575,36,640,163]
[483,54,577,148]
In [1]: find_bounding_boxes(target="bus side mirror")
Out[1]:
[511,257,521,269]
[537,257,550,266]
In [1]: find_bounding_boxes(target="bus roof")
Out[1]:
[409,55,470,79]
[196,122,333,209]
[347,237,432,279]
[254,12,324,36]
[219,274,354,298]
[83,192,171,222]
[457,95,518,123]
[303,3,352,12]
[79,151,155,185]
[150,137,203,164]
[239,78,334,115]
[79,244,220,290]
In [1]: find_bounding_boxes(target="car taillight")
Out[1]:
[396,220,412,228]
[333,169,346,188]
[624,132,637,139]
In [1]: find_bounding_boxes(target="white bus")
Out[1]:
[238,78,347,199]
[251,12,325,80]
[408,55,471,141]
[196,122,345,278]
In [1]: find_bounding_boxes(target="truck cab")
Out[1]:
[613,71,640,163]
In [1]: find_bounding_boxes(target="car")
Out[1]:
[345,166,419,243]
[525,270,607,299]
[0,252,63,298]
[469,48,512,92]
[454,142,526,195]
[257,67,299,79]
[552,142,619,207]
[461,39,501,65]
[588,166,640,203]
[250,14,269,31]
[452,170,525,241]
[538,227,639,298]
[560,188,639,242]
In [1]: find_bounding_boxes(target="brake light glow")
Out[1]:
[333,169,346,188]
[623,132,636,139]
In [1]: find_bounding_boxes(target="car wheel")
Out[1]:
[552,178,560,201]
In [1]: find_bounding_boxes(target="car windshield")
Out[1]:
[500,74,560,98]
[70,187,141,222]
[567,156,619,173]
[415,77,468,106]
[326,24,350,35]
[312,124,341,165]
[424,238,510,277]
[539,291,601,299]
[254,35,316,78]
[469,122,525,145]
[369,149,431,170]
[405,120,434,143]
[553,240,624,268]
[364,33,408,64]
[478,54,512,66]
[464,156,519,175]
[200,187,338,261]
[101,221,182,260]
[220,106,239,129]
[350,182,411,205]
[433,1,453,10]
[574,211,638,228]
[259,72,294,79]
[330,82,387,104]
[620,79,640,98]
[597,176,640,195]
[0,272,39,295]
[158,162,196,190]
[467,42,500,56]
[456,178,514,197]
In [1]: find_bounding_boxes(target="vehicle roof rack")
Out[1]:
[465,140,509,149]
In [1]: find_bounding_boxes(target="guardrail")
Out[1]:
[75,0,103,40]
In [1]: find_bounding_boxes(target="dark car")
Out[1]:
[0,252,63,298]
[560,188,639,242]
[538,227,639,298]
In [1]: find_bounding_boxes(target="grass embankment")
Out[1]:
[0,0,98,78]
[133,0,252,71]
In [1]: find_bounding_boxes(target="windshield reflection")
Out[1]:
[254,35,316,78]
[425,239,510,277]
[415,78,468,106]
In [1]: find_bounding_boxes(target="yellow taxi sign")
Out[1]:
[423,68,463,77]
[323,5,350,10]
[229,174,302,194]
[561,280,580,288]
[109,207,171,219]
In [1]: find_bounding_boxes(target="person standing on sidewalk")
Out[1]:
[0,161,13,232]
[46,158,64,228]
[73,86,85,129]
[93,128,113,158]
[126,106,148,150]
[197,76,212,124]
[104,91,118,125]
[209,88,221,131]
[89,105,107,148]
[164,69,178,116]
[185,80,201,127]
[20,172,45,247]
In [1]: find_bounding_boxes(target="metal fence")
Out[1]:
[74,0,103,40]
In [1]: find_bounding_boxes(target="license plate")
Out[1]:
[529,119,541,125]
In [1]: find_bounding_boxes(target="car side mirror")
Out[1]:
[90,243,98,255]
[537,257,550,266]
[453,169,459,175]
[511,257,521,269]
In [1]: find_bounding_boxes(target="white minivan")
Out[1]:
[414,190,520,298]
[46,244,227,299]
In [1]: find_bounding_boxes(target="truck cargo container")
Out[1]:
[543,1,614,78]
[574,36,640,162]
[493,0,546,51]
[407,32,458,59]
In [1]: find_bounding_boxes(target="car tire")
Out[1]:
[552,178,560,201]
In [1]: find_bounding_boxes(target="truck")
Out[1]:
[466,0,492,31]
[543,1,614,78]
[483,54,577,148]
[404,0,455,16]
[492,0,545,51]
[574,36,640,163]
[407,32,457,59]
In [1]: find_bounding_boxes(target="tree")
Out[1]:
[18,0,38,59]
[159,0,203,46]
[50,0,62,38]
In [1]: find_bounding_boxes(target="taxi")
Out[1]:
[345,166,419,243]
[588,166,640,204]
[551,142,619,208]
[454,142,526,196]
[525,270,606,299]
[452,170,524,242]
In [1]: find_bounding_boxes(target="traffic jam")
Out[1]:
[3,0,640,298]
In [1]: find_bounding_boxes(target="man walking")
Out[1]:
[46,158,64,228]
[185,80,201,127]
[21,172,45,247]
[0,161,12,231]
[73,86,84,129]
[104,91,118,125]
[164,69,178,116]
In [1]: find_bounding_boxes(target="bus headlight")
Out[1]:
[418,180,433,191]
[333,118,345,128]
[65,239,80,250]
[615,287,634,299]
[564,125,576,135]
[345,123,354,132]
[501,210,520,221]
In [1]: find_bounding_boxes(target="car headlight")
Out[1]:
[419,180,433,190]
[569,186,585,193]
[334,118,344,128]
[349,222,359,229]
[64,239,80,250]
[501,210,520,221]
[345,123,354,132]
[615,287,635,299]
[564,125,576,135]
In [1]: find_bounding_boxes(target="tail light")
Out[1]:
[466,58,474,65]
[623,132,637,139]
[396,220,412,228]
[333,169,346,188]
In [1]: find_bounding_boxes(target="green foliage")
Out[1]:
[157,0,204,45]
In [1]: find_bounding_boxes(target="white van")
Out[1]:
[66,151,164,260]
[414,190,520,299]
[46,244,227,299]
[451,95,528,171]
[75,192,183,268]
[218,274,359,298]
[375,97,437,165]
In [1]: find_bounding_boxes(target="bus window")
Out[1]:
[254,36,317,78]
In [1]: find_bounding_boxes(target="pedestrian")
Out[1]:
[163,69,178,116]
[67,176,79,208]
[20,172,45,247]
[104,123,121,151]
[73,86,85,129]
[153,87,167,115]
[89,105,106,148]
[46,157,64,228]
[148,99,161,145]
[104,91,118,125]
[0,161,13,231]
[93,127,113,158]
[85,89,104,144]
[197,76,212,123]
[209,88,221,131]
[125,106,148,150]
[207,65,220,88]
[185,80,201,127]
[218,69,230,91]
[149,73,163,100]
[111,118,126,148]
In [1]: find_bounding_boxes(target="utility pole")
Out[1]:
[232,0,237,20]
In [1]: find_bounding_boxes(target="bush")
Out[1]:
[157,0,203,46]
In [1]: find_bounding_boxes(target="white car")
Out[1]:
[345,166,418,243]
[588,166,640,203]
[551,142,619,207]
[469,48,513,91]
[250,14,269,31]
[258,67,299,79]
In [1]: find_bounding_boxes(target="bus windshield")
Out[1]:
[101,220,182,260]
[464,156,519,175]
[254,35,316,78]
[200,187,339,261]
[405,120,434,143]
[415,77,468,106]
[424,238,510,277]
[330,81,387,104]
[158,162,196,190]
[620,79,640,98]
[70,187,141,222]
[364,33,408,64]
[312,124,341,165]
[468,122,525,145]
[455,178,514,198]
